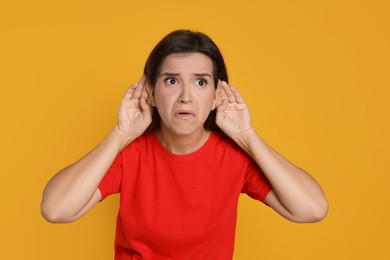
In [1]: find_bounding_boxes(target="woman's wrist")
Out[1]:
[230,127,254,154]
[112,125,136,150]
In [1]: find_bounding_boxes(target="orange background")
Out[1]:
[1,0,389,259]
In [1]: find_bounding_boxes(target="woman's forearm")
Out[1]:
[239,128,328,222]
[40,126,133,223]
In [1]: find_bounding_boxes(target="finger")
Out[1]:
[230,85,245,104]
[140,87,153,119]
[221,80,236,103]
[216,81,229,111]
[123,83,138,100]
[217,80,229,105]
[218,98,229,111]
[139,94,151,113]
[131,75,146,100]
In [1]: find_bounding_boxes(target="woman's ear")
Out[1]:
[212,82,222,111]
[145,83,156,107]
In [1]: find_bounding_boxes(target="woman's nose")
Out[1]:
[177,86,192,104]
[178,96,191,104]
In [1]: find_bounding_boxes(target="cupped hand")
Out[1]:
[215,80,253,142]
[117,75,153,139]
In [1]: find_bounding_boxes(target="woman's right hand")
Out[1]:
[41,76,154,223]
[117,75,153,140]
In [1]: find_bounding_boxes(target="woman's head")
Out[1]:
[144,30,228,87]
[143,30,228,133]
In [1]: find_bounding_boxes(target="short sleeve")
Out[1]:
[98,152,123,201]
[241,160,272,203]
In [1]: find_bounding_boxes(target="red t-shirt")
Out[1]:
[98,131,271,259]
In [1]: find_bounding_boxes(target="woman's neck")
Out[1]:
[156,128,211,155]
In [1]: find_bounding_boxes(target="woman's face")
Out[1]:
[152,52,216,136]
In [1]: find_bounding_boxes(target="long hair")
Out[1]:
[143,30,228,133]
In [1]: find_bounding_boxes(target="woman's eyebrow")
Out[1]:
[159,72,212,78]
[160,72,180,77]
[193,73,212,78]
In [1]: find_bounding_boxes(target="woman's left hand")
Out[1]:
[215,80,253,148]
[216,80,328,223]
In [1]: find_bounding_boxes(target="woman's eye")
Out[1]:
[165,78,177,85]
[196,79,207,87]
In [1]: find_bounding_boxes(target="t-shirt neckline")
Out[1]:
[151,131,216,162]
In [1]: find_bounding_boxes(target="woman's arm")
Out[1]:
[239,129,328,223]
[215,80,328,223]
[41,76,152,223]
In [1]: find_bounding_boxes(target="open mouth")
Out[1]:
[176,110,195,117]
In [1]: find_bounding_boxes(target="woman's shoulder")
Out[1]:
[121,131,157,153]
[207,131,254,169]
[209,131,245,154]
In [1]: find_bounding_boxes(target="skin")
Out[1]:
[41,52,328,224]
[216,81,328,222]
[150,53,216,154]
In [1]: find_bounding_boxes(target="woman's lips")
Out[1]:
[175,110,195,118]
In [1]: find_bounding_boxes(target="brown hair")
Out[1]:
[143,30,228,133]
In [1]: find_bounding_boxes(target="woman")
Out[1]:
[41,30,328,259]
